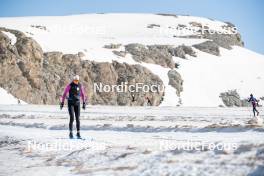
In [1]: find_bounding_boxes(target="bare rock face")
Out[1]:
[103,43,122,49]
[125,44,196,68]
[15,37,43,62]
[219,90,250,107]
[147,24,160,28]
[0,29,44,103]
[168,45,196,59]
[177,22,245,55]
[0,29,164,105]
[203,32,244,49]
[193,41,220,56]
[16,35,44,91]
[0,27,26,38]
[188,21,244,49]
[168,70,183,96]
[125,43,174,68]
[112,50,126,57]
[42,54,165,106]
[0,32,11,54]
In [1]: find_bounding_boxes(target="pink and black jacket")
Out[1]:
[62,82,86,105]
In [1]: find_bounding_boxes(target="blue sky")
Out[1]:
[0,0,263,54]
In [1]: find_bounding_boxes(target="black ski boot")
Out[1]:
[69,132,73,139]
[76,131,81,139]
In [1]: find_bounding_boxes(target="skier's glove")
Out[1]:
[82,102,86,110]
[60,102,64,110]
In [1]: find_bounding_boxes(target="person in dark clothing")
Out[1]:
[248,94,259,117]
[131,94,136,102]
[145,96,152,106]
[60,75,87,139]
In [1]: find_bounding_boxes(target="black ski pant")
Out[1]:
[253,105,259,117]
[68,103,80,132]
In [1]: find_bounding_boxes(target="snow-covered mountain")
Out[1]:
[0,13,263,106]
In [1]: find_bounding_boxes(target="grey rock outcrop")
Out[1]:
[193,41,220,56]
[125,44,196,68]
[188,21,244,49]
[189,21,202,28]
[219,90,250,107]
[147,24,160,28]
[196,30,243,55]
[30,25,48,31]
[203,32,244,50]
[0,29,164,106]
[125,44,174,68]
[181,21,245,55]
[168,70,183,96]
[169,45,196,59]
[112,50,127,57]
[104,43,122,49]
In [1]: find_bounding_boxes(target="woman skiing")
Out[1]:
[248,94,259,117]
[60,75,87,139]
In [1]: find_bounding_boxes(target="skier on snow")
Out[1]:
[248,94,259,117]
[145,96,152,106]
[60,75,87,139]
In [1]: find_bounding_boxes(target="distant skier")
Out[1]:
[248,94,259,117]
[60,75,87,139]
[131,94,136,102]
[145,96,152,106]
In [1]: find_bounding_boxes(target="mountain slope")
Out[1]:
[0,13,263,106]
